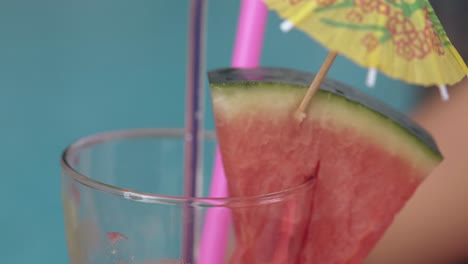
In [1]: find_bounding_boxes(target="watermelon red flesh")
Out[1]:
[229,181,316,264]
[218,109,424,264]
[209,68,442,264]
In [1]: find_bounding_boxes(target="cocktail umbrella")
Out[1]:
[261,0,468,121]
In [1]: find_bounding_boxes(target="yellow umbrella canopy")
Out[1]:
[262,0,468,116]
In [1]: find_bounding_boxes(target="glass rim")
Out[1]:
[61,128,315,207]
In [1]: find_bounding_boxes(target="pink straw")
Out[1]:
[198,0,268,263]
[231,0,268,68]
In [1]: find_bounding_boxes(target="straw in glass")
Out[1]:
[198,0,268,263]
[183,0,207,262]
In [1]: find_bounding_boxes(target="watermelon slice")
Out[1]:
[208,68,442,264]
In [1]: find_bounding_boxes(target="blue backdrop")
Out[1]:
[0,1,425,262]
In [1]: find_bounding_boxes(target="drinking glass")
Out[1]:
[61,128,315,264]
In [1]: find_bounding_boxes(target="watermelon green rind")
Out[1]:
[208,67,443,163]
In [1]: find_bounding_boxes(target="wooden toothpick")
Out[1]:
[294,51,338,122]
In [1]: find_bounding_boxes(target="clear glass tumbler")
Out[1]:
[61,129,316,264]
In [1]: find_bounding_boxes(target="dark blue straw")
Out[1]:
[182,0,206,262]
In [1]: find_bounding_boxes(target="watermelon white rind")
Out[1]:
[208,67,442,162]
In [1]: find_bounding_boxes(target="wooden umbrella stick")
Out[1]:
[294,51,338,122]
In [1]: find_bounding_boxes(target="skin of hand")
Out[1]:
[365,79,468,264]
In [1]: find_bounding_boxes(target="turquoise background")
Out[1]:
[0,1,425,263]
